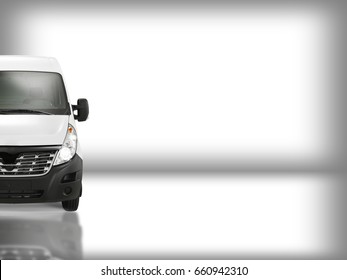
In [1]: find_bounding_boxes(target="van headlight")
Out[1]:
[54,124,77,165]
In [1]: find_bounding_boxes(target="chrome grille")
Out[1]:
[0,151,57,176]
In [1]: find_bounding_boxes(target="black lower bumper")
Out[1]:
[0,155,83,203]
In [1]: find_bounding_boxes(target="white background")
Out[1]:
[0,4,342,261]
[18,7,332,169]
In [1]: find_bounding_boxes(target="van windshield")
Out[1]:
[0,71,69,115]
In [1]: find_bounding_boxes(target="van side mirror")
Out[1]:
[72,98,89,122]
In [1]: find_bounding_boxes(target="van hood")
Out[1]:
[0,115,68,146]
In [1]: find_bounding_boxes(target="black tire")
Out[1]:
[62,197,79,211]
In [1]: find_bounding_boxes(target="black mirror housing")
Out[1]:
[72,98,89,122]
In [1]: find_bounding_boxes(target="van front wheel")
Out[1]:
[62,197,79,211]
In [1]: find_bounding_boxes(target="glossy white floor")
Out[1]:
[0,173,344,260]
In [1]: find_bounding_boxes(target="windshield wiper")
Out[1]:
[0,109,53,115]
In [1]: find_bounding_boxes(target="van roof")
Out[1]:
[0,56,62,74]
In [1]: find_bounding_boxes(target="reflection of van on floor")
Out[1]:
[0,56,89,211]
[0,213,82,259]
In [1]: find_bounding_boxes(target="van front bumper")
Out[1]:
[0,155,82,203]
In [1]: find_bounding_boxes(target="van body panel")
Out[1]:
[0,56,62,74]
[0,115,69,146]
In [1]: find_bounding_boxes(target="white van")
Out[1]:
[0,56,88,211]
